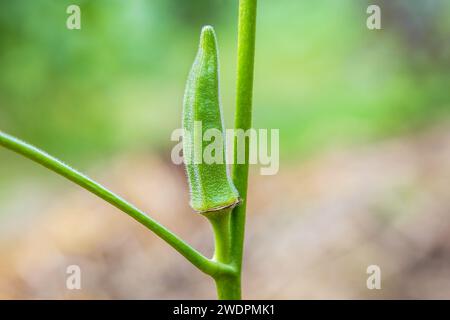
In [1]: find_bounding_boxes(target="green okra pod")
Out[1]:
[182,26,240,213]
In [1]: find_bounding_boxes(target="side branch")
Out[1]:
[0,131,234,277]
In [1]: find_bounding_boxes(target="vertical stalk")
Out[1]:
[230,0,258,299]
[214,275,241,300]
[204,0,257,299]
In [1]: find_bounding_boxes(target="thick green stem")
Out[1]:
[230,0,258,299]
[214,275,241,300]
[0,131,234,278]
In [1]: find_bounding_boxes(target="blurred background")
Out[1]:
[0,0,449,299]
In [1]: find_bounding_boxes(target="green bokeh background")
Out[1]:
[0,0,449,181]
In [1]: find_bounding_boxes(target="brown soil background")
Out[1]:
[0,126,449,299]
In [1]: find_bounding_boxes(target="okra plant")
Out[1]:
[0,0,257,300]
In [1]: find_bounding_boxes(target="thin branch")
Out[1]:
[0,131,235,277]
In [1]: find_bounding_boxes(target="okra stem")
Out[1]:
[206,209,232,264]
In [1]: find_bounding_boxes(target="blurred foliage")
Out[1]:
[0,0,449,173]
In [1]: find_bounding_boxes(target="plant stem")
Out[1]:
[230,0,258,299]
[0,131,234,278]
[206,209,241,299]
[214,274,241,300]
[207,209,232,264]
